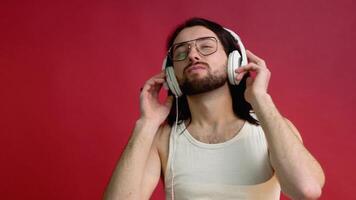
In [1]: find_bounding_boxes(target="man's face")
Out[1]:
[172,26,228,95]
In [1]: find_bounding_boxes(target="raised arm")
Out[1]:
[236,50,325,200]
[103,71,173,200]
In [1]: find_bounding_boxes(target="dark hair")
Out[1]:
[166,17,259,126]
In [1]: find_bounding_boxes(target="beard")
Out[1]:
[179,67,227,96]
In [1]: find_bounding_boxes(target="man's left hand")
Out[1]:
[235,50,271,104]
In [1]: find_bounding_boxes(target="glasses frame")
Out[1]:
[168,36,219,62]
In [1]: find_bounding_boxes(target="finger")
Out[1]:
[152,71,166,79]
[147,72,165,82]
[236,63,261,73]
[146,79,165,96]
[150,79,165,93]
[159,70,166,76]
[144,77,165,88]
[140,71,167,97]
[151,78,166,89]
[246,50,266,66]
[141,78,165,96]
[235,71,247,81]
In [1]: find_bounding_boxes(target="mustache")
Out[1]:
[184,61,209,73]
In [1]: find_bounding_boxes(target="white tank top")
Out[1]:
[164,120,281,200]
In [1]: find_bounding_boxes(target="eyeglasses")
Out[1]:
[169,37,218,61]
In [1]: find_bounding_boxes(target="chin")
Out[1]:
[180,73,227,96]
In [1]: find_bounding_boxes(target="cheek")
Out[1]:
[211,55,228,72]
[219,51,228,65]
[172,63,186,78]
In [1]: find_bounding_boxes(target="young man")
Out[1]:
[103,18,325,200]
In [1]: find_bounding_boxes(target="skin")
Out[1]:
[103,26,325,200]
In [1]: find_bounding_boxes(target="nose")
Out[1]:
[187,44,201,61]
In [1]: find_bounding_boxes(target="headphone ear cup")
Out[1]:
[166,67,182,97]
[227,50,242,85]
[161,57,169,90]
[224,27,248,85]
[165,67,175,94]
[162,56,183,97]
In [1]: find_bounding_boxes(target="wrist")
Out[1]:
[249,92,272,108]
[249,93,281,124]
[133,118,162,139]
[136,117,162,128]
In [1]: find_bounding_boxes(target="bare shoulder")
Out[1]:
[155,123,172,148]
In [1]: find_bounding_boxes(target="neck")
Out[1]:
[186,83,238,128]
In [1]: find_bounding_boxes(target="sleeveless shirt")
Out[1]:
[164,120,281,200]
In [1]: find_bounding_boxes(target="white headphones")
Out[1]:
[162,28,247,97]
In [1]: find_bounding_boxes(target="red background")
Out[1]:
[1,0,355,199]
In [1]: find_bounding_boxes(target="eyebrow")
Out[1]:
[172,36,216,46]
[172,43,186,52]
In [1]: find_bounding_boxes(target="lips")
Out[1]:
[185,63,208,73]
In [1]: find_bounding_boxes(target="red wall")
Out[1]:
[1,0,355,199]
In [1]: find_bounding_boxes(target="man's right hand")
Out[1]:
[139,71,174,126]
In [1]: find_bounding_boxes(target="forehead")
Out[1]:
[173,26,218,44]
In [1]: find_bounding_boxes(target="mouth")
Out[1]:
[184,63,208,74]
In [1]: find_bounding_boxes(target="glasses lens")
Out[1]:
[196,37,217,56]
[172,43,189,61]
[170,37,218,61]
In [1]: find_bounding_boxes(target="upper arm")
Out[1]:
[140,125,166,200]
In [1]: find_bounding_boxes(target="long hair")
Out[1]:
[166,17,259,126]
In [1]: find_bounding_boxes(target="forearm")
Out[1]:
[103,119,160,200]
[251,94,325,199]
